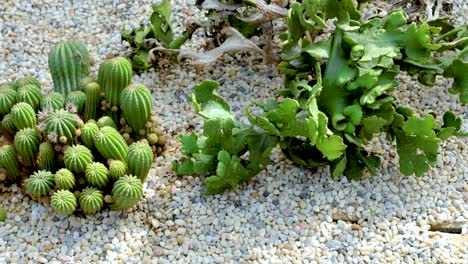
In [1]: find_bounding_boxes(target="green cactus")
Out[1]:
[127,141,153,182]
[97,116,117,129]
[0,145,20,182]
[98,57,132,123]
[109,175,143,210]
[14,128,40,166]
[79,187,104,215]
[80,121,99,149]
[43,109,79,144]
[120,84,152,133]
[54,168,75,190]
[1,114,17,135]
[16,84,42,110]
[109,160,127,182]
[0,88,17,114]
[48,40,91,97]
[15,76,41,90]
[40,92,65,111]
[93,126,128,161]
[50,190,77,216]
[64,145,94,173]
[0,208,6,222]
[85,162,109,188]
[66,91,86,114]
[37,142,55,171]
[10,102,37,130]
[1,81,19,91]
[83,82,101,122]
[25,170,55,197]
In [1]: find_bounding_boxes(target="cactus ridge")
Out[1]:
[80,122,99,149]
[93,126,128,161]
[26,170,55,197]
[10,102,37,130]
[0,145,20,181]
[85,162,109,188]
[51,190,77,216]
[127,141,153,182]
[97,116,117,129]
[1,114,17,135]
[54,168,75,190]
[16,84,42,110]
[0,88,17,114]
[44,109,78,144]
[14,128,40,166]
[109,160,127,182]
[41,92,65,111]
[120,84,152,132]
[64,145,94,173]
[109,175,143,210]
[66,91,86,114]
[83,82,101,122]
[37,142,55,171]
[79,187,104,215]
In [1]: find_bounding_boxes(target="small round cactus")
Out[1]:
[54,168,75,190]
[93,126,128,161]
[37,142,55,171]
[97,116,117,129]
[109,175,143,210]
[10,102,37,130]
[127,141,153,182]
[0,87,17,114]
[85,162,109,188]
[64,145,94,174]
[50,190,77,216]
[25,170,55,197]
[43,109,79,144]
[1,114,17,135]
[14,128,40,166]
[79,187,104,215]
[40,92,65,111]
[0,145,20,181]
[83,82,101,122]
[109,160,127,182]
[66,91,86,114]
[16,84,42,110]
[120,84,152,133]
[80,121,99,149]
[15,76,41,89]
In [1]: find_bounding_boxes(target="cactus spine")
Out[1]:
[0,145,20,181]
[40,92,65,111]
[48,40,91,97]
[93,126,128,161]
[16,84,42,110]
[14,128,40,166]
[0,88,17,114]
[127,141,153,182]
[83,82,101,121]
[10,102,37,130]
[64,145,94,173]
[54,168,75,190]
[66,91,86,114]
[120,84,152,133]
[51,190,77,216]
[109,175,143,210]
[25,170,55,197]
[43,109,79,144]
[37,142,55,171]
[79,187,104,215]
[85,162,109,188]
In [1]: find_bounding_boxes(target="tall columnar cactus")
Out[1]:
[98,57,132,123]
[51,190,77,216]
[0,145,20,182]
[16,84,42,110]
[25,170,55,197]
[43,109,79,144]
[85,162,109,188]
[109,175,143,210]
[14,128,40,166]
[109,160,127,182]
[127,141,153,182]
[37,142,55,172]
[40,92,65,111]
[120,84,152,133]
[97,116,117,129]
[0,88,17,114]
[80,121,99,149]
[54,168,75,190]
[48,40,91,97]
[79,187,104,215]
[83,82,101,122]
[10,102,37,130]
[66,91,86,114]
[93,126,128,161]
[64,145,94,174]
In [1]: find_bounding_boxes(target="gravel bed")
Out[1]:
[1,0,467,263]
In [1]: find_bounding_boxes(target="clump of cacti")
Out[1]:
[0,41,166,216]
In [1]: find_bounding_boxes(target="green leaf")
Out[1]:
[178,132,199,155]
[442,111,462,130]
[316,135,346,160]
[190,80,234,120]
[149,0,174,46]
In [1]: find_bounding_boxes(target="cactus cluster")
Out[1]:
[0,40,166,216]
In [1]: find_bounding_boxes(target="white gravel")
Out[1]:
[1,0,467,263]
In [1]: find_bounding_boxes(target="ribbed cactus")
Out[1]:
[15,76,41,89]
[109,160,127,182]
[37,142,55,171]
[0,88,17,114]
[98,57,132,123]
[64,145,94,173]
[1,114,16,135]
[127,141,153,182]
[10,102,37,130]
[120,84,152,133]
[109,175,143,210]
[85,162,109,188]
[51,190,77,216]
[93,126,128,161]
[0,145,20,182]
[40,92,65,111]
[79,187,104,215]
[43,109,79,144]
[25,170,55,197]
[97,116,117,129]
[54,168,75,190]
[83,82,101,122]
[48,40,91,97]
[66,91,86,114]
[80,121,99,149]
[14,128,40,166]
[16,84,42,110]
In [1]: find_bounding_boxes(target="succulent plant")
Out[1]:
[40,92,65,111]
[109,175,143,210]
[66,91,86,114]
[10,102,37,130]
[109,160,127,182]
[0,208,6,222]
[1,114,17,135]
[54,168,75,190]
[25,170,55,197]
[85,162,109,188]
[15,76,41,89]
[127,141,153,182]
[51,190,77,216]
[97,116,117,129]
[37,142,55,171]
[93,126,128,161]
[79,187,104,215]
[83,82,101,122]
[16,84,42,110]
[80,121,99,149]
[0,87,17,114]
[120,84,152,133]
[48,40,91,97]
[64,145,94,173]
[43,109,79,144]
[0,145,20,181]
[14,128,40,166]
